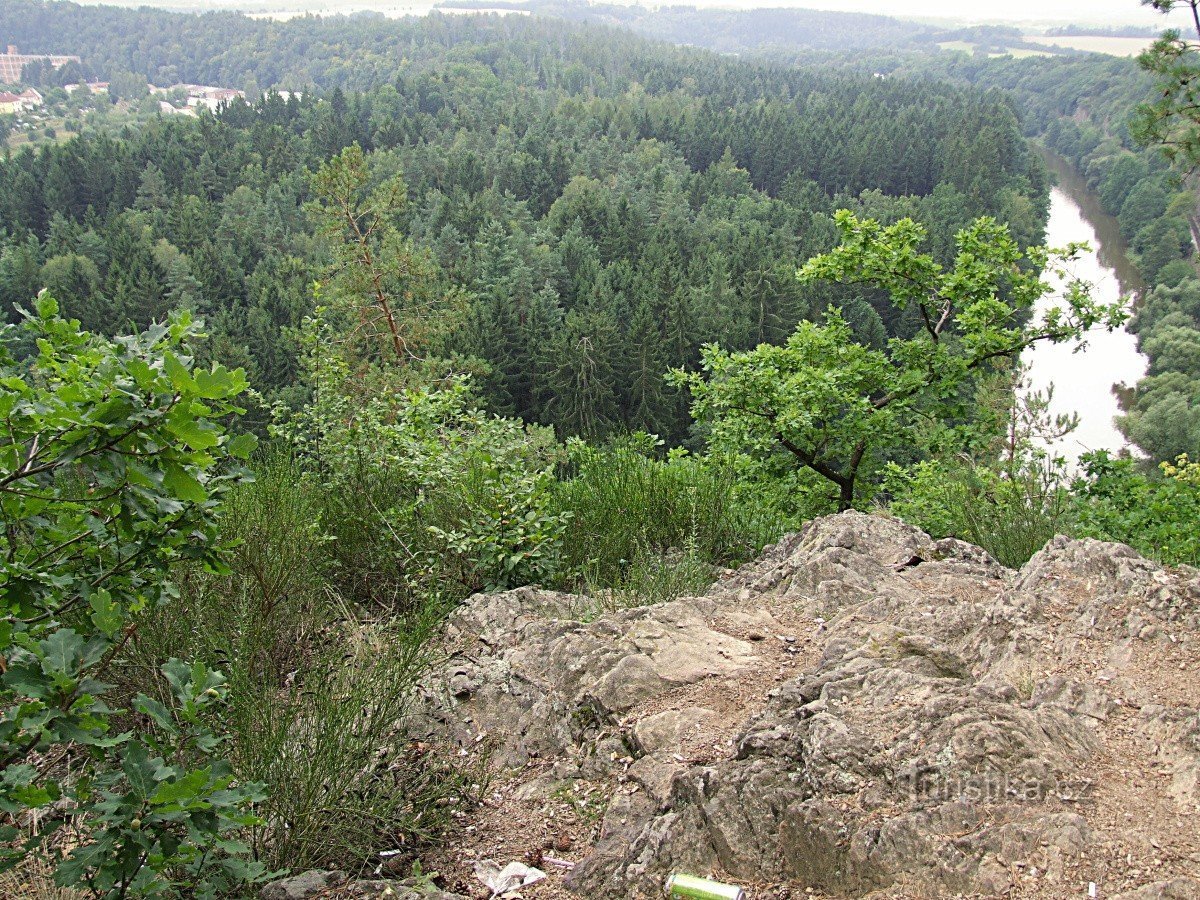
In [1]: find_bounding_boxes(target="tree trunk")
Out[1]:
[837,479,854,512]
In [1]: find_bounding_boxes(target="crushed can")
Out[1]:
[665,873,747,900]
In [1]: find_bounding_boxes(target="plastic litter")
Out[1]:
[473,859,547,897]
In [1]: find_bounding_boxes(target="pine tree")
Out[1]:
[620,296,671,433]
[543,306,620,438]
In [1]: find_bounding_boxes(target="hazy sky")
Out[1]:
[653,0,1188,27]
[80,0,1196,28]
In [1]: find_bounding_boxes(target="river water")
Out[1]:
[1020,152,1146,464]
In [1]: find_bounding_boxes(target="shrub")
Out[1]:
[552,435,776,594]
[0,295,266,896]
[1072,451,1200,566]
[884,455,1072,568]
[280,357,567,605]
[580,538,717,611]
[122,455,471,875]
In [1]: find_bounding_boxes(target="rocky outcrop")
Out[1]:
[259,871,467,900]
[419,512,1200,899]
[418,588,762,773]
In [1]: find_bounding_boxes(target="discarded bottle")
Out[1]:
[665,873,747,900]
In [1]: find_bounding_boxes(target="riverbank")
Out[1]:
[1021,150,1147,463]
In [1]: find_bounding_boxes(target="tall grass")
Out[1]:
[118,455,469,875]
[884,456,1071,568]
[552,439,777,603]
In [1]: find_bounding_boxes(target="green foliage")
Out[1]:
[1134,1,1200,169]
[228,614,468,871]
[892,45,1200,465]
[1072,450,1200,567]
[883,377,1076,567]
[118,452,473,876]
[673,211,1123,511]
[308,144,455,365]
[552,435,775,593]
[54,659,267,899]
[0,293,265,896]
[583,540,717,611]
[277,312,567,604]
[884,457,1071,568]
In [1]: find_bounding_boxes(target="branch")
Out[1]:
[777,434,850,488]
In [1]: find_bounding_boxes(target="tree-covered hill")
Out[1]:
[0,0,928,90]
[518,1,938,55]
[0,2,1044,443]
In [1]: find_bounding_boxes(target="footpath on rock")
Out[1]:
[268,512,1200,900]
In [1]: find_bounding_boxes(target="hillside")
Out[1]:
[3,3,1200,898]
[263,512,1200,899]
[519,1,937,55]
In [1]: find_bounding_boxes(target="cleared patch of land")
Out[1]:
[1024,34,1154,57]
[937,39,1052,59]
[1004,45,1054,59]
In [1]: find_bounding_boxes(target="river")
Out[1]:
[1020,151,1147,464]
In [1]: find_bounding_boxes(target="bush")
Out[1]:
[552,435,777,597]
[282,367,567,606]
[0,295,266,896]
[580,539,717,612]
[884,455,1072,568]
[1072,451,1200,566]
[122,455,471,875]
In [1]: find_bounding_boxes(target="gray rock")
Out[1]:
[410,511,1200,899]
[631,708,717,754]
[625,754,686,807]
[415,595,758,769]
[260,873,467,900]
[260,870,347,900]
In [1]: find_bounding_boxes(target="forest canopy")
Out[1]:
[0,5,1045,444]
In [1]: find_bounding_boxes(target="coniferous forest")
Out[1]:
[1,1,1199,896]
[0,3,1047,443]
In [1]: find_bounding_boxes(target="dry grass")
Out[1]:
[0,851,85,900]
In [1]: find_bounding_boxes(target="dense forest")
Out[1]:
[520,1,939,54]
[0,4,1044,442]
[2,1,1200,897]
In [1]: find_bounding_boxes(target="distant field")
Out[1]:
[937,40,1052,59]
[1024,34,1154,57]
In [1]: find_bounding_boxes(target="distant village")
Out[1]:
[0,45,252,120]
